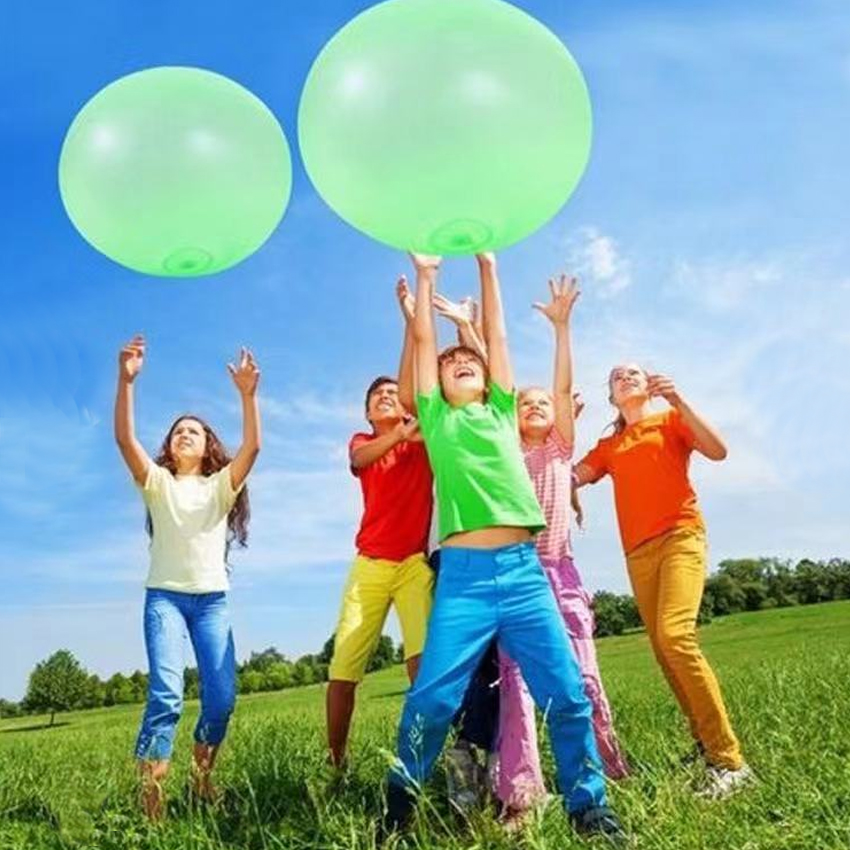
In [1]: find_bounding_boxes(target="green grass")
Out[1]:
[1,602,849,849]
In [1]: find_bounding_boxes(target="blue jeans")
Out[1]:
[390,543,606,814]
[430,550,501,751]
[135,589,236,760]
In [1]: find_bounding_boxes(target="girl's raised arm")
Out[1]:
[533,275,580,446]
[114,335,153,486]
[227,348,262,491]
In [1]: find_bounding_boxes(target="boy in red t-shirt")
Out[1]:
[326,278,435,768]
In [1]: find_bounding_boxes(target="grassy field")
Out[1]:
[1,601,849,849]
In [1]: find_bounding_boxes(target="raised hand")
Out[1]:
[227,347,261,397]
[475,252,497,272]
[572,391,585,420]
[394,416,421,442]
[396,275,415,323]
[118,335,145,383]
[533,274,580,326]
[646,373,680,406]
[409,253,442,273]
[432,292,475,327]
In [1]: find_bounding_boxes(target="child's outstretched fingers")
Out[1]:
[119,335,146,382]
[532,274,580,325]
[396,275,415,322]
[572,391,585,420]
[409,253,442,272]
[647,374,678,404]
[228,347,261,396]
[432,292,474,326]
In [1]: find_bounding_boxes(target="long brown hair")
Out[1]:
[145,414,250,560]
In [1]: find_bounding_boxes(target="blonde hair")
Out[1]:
[517,385,553,406]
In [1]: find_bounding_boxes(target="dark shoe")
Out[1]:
[679,741,706,767]
[570,805,627,843]
[378,783,415,842]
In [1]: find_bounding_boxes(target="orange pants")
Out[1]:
[626,526,743,770]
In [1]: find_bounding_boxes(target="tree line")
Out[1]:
[592,557,850,637]
[2,557,847,723]
[0,632,400,724]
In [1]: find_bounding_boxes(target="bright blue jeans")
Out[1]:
[135,589,236,761]
[389,542,607,814]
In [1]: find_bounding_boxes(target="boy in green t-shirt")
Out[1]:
[382,254,624,842]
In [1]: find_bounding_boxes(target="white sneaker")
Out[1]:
[697,763,755,800]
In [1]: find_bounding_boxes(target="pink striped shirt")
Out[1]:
[522,429,574,560]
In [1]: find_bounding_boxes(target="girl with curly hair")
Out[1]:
[114,335,261,819]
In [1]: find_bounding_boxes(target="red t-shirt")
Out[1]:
[350,432,434,561]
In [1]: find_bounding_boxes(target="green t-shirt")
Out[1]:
[416,382,546,542]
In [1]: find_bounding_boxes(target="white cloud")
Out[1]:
[565,227,632,298]
[254,394,363,427]
[671,257,783,312]
[235,465,361,576]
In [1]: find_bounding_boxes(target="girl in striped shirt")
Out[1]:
[495,275,629,827]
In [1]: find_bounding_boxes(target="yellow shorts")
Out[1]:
[328,551,434,683]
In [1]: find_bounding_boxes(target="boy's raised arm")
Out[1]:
[410,253,441,396]
[477,253,513,390]
[395,275,417,414]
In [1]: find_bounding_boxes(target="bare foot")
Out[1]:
[140,774,166,822]
[499,806,533,835]
[190,771,222,805]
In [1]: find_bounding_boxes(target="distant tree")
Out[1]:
[0,699,22,719]
[105,673,135,706]
[394,642,405,664]
[184,668,199,700]
[239,670,264,694]
[704,574,746,616]
[79,674,106,710]
[319,635,336,666]
[826,559,850,600]
[24,650,88,726]
[592,592,627,637]
[263,662,293,691]
[129,670,148,702]
[291,661,316,687]
[366,635,396,673]
[244,647,289,673]
[764,561,798,608]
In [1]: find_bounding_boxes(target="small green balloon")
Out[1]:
[298,0,592,255]
[59,67,292,277]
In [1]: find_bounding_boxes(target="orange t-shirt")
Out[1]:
[578,409,704,554]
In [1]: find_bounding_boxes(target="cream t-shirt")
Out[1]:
[139,463,242,593]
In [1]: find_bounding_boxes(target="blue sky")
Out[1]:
[1,0,848,700]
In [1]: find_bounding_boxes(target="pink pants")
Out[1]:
[494,556,629,810]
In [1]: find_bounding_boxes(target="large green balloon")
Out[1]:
[59,67,291,277]
[298,0,592,255]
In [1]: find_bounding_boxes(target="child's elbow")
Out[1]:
[709,444,728,462]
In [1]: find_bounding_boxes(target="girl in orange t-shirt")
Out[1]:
[574,364,753,800]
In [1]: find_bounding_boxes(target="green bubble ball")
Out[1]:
[298,0,592,255]
[59,67,292,277]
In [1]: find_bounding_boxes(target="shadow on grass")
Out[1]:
[0,720,72,734]
[368,690,408,700]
